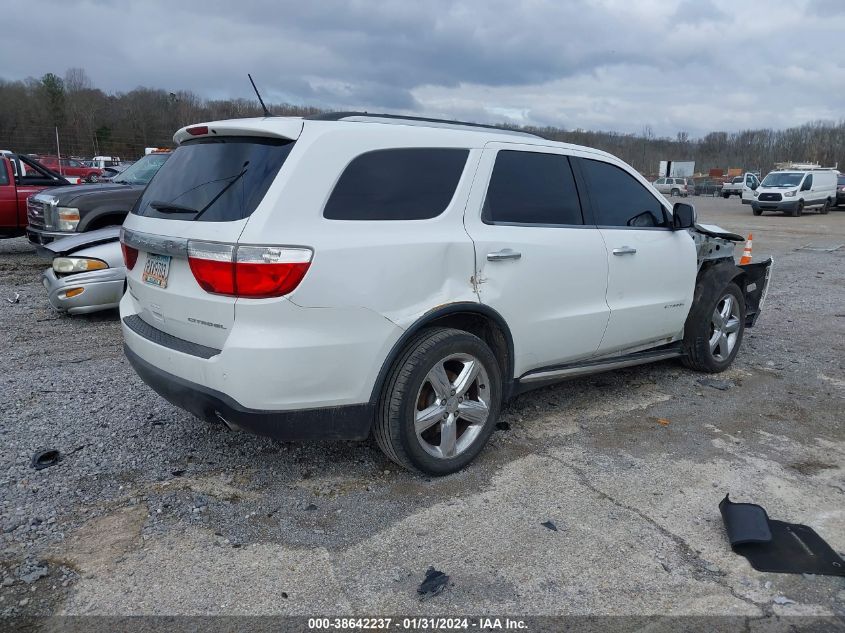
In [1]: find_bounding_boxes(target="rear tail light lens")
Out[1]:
[187,241,312,298]
[187,242,236,295]
[120,242,138,270]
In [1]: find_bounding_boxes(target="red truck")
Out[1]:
[36,156,103,182]
[0,154,70,239]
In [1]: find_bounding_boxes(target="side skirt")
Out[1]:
[513,343,683,395]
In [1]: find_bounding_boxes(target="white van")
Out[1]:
[750,168,838,216]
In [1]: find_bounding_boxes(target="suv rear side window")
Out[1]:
[578,158,667,228]
[483,150,583,225]
[133,137,294,222]
[324,148,468,221]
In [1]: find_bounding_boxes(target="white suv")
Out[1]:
[120,113,772,475]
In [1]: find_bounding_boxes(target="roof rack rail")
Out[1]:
[305,111,542,138]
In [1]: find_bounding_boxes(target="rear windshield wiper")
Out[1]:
[149,200,199,214]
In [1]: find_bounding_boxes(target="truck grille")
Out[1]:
[26,198,50,230]
[758,193,782,202]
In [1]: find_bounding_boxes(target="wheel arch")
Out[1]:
[78,208,129,231]
[369,302,516,405]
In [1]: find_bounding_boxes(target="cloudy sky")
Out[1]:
[2,0,844,137]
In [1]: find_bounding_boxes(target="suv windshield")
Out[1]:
[761,172,803,188]
[114,153,170,186]
[132,137,293,222]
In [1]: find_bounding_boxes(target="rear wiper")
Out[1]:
[149,200,199,214]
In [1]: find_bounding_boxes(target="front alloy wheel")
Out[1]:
[708,294,741,362]
[682,281,746,373]
[375,327,502,475]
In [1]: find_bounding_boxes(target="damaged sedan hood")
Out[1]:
[693,223,744,242]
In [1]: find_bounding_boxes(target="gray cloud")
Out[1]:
[1,0,843,137]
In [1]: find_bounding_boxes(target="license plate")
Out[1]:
[142,253,171,288]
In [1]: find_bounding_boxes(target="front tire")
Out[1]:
[86,174,99,183]
[752,207,762,216]
[722,192,730,199]
[683,282,746,373]
[374,327,502,475]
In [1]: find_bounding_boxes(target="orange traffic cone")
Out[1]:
[739,233,753,265]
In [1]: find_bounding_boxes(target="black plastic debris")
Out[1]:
[171,469,186,477]
[31,449,61,470]
[698,378,733,391]
[496,421,511,431]
[418,567,449,600]
[541,521,558,532]
[719,494,845,576]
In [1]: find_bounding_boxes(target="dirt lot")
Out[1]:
[1,197,843,625]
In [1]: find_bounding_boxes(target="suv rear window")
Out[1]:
[324,148,469,221]
[132,137,294,222]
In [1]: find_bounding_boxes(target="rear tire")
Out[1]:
[682,282,746,373]
[671,188,680,197]
[722,192,730,199]
[374,327,502,475]
[86,174,98,183]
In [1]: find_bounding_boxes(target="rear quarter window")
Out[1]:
[323,148,469,221]
[133,137,294,222]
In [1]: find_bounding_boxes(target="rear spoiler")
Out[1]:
[173,118,304,145]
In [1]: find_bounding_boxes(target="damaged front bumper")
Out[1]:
[739,258,773,327]
[41,267,126,315]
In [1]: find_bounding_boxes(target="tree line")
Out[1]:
[1,68,843,176]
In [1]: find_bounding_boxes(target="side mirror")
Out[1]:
[672,202,696,230]
[751,182,758,190]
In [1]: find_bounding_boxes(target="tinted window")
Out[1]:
[133,137,293,222]
[0,160,9,185]
[803,174,813,189]
[483,151,582,225]
[579,158,667,228]
[324,148,468,221]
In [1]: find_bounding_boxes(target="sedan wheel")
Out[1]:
[682,282,746,373]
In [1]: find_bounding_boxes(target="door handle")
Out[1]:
[612,246,637,256]
[487,249,522,262]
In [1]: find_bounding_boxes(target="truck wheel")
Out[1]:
[752,207,762,216]
[683,282,745,373]
[722,192,730,199]
[791,201,803,217]
[86,174,99,183]
[671,188,680,197]
[374,327,502,475]
[820,199,831,215]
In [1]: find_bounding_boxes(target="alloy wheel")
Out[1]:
[709,294,741,361]
[413,353,491,459]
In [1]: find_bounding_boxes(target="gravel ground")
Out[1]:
[1,197,843,623]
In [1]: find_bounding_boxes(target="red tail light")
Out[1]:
[187,241,312,298]
[121,242,138,270]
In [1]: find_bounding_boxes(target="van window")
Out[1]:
[483,150,583,225]
[802,174,813,190]
[133,137,294,222]
[578,158,667,228]
[324,148,468,221]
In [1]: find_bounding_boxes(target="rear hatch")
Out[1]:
[121,122,301,349]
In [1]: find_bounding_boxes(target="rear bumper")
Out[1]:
[41,267,125,314]
[124,345,373,441]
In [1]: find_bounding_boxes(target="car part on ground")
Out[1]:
[40,227,125,314]
[119,113,772,475]
[719,495,845,576]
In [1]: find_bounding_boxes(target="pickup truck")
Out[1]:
[0,155,70,239]
[721,177,744,197]
[26,151,170,245]
[36,156,103,183]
